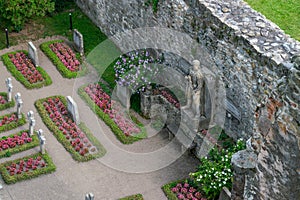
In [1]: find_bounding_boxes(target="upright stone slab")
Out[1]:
[28,41,39,66]
[5,78,13,102]
[85,193,94,200]
[73,29,84,56]
[66,96,80,125]
[116,84,131,110]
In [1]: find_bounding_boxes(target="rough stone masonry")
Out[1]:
[75,0,300,199]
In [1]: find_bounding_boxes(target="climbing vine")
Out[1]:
[145,0,159,13]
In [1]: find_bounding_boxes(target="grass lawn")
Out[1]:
[244,0,300,41]
[0,1,107,54]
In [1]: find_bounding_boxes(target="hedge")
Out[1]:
[0,112,26,133]
[0,152,56,184]
[0,92,15,111]
[0,130,39,159]
[34,95,106,162]
[162,180,186,200]
[119,194,144,200]
[1,50,52,89]
[78,84,146,144]
[40,40,87,79]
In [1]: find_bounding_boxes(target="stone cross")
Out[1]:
[27,111,35,136]
[37,129,46,154]
[85,193,94,200]
[5,78,13,102]
[15,93,23,119]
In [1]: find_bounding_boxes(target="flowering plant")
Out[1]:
[84,83,140,136]
[114,50,161,92]
[0,152,56,184]
[0,132,33,151]
[49,42,81,72]
[189,138,246,199]
[42,97,95,156]
[0,113,18,127]
[8,52,44,84]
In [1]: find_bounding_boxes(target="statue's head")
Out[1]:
[192,60,200,71]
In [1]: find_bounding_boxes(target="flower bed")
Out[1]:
[0,112,26,133]
[153,87,181,109]
[0,152,56,184]
[78,83,146,144]
[0,92,15,111]
[40,40,86,79]
[119,194,144,200]
[0,130,39,159]
[35,96,106,162]
[162,180,207,200]
[1,51,52,89]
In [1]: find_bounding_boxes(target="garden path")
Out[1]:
[0,37,199,200]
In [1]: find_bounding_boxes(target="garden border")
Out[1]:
[0,152,56,184]
[34,95,106,162]
[78,84,146,144]
[40,40,87,79]
[1,50,52,89]
[0,92,15,111]
[0,130,39,159]
[0,112,26,133]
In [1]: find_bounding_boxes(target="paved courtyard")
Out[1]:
[0,37,199,200]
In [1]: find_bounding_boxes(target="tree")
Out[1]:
[0,0,55,31]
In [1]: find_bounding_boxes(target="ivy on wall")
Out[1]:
[145,0,159,13]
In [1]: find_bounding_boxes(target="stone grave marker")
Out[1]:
[27,111,35,136]
[116,83,131,110]
[5,78,13,102]
[66,96,80,125]
[15,93,23,119]
[73,29,84,56]
[28,41,39,66]
[85,193,94,200]
[37,129,46,154]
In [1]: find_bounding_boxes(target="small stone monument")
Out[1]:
[73,29,84,56]
[116,83,132,110]
[85,193,94,200]
[37,129,46,154]
[27,111,36,136]
[5,78,13,102]
[28,41,39,66]
[66,96,80,125]
[15,93,23,119]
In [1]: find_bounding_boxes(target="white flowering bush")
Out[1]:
[190,138,245,199]
[114,50,161,92]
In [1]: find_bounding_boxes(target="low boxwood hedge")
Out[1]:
[40,40,87,79]
[1,51,52,89]
[0,130,39,159]
[0,152,56,184]
[162,180,186,200]
[78,84,146,144]
[119,194,144,200]
[0,92,15,111]
[34,95,106,162]
[0,112,26,133]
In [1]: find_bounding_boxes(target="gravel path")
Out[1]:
[0,37,199,200]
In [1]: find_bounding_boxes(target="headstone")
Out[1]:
[15,93,23,119]
[116,83,131,110]
[28,41,39,66]
[73,29,84,56]
[66,96,80,125]
[37,129,46,154]
[27,111,35,136]
[5,78,13,102]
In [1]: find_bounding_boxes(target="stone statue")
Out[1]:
[15,93,23,119]
[38,129,46,154]
[182,60,205,118]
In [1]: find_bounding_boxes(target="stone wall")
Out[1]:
[75,0,300,199]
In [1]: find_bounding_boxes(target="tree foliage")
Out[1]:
[0,0,55,31]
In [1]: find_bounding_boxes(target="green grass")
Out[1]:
[0,2,107,54]
[245,0,300,41]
